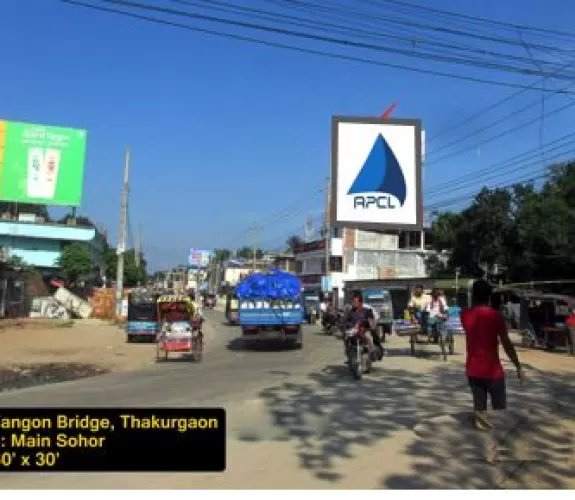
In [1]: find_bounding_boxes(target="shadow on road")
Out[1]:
[227,337,300,352]
[247,353,575,488]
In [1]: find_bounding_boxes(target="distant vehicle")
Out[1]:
[126,290,159,343]
[237,270,304,349]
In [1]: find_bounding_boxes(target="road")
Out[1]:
[0,310,573,489]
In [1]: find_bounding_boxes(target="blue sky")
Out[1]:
[2,0,575,270]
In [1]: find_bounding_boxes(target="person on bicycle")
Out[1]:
[343,292,383,362]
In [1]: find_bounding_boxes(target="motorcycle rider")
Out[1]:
[343,291,383,361]
[321,297,336,331]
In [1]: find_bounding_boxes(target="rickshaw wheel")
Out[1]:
[410,334,416,356]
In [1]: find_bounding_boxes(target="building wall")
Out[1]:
[224,267,251,285]
[0,221,104,269]
[0,236,61,268]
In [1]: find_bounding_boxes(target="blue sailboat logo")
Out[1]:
[347,134,407,206]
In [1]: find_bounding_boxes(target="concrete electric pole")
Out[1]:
[115,148,130,316]
[252,222,258,272]
[324,175,331,282]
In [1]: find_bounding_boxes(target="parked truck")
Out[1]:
[236,269,304,349]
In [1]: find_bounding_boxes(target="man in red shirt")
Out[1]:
[566,308,575,356]
[460,279,526,430]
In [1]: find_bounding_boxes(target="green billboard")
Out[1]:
[0,120,87,206]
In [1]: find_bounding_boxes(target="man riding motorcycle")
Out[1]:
[321,298,337,332]
[343,292,384,362]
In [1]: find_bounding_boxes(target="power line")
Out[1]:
[369,0,575,42]
[277,0,575,59]
[95,0,575,81]
[424,97,575,167]
[61,0,575,92]
[425,144,575,205]
[425,131,575,195]
[180,0,567,71]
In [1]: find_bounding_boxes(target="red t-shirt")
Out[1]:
[460,306,505,379]
[566,314,575,328]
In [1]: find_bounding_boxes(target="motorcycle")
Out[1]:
[322,310,337,335]
[344,323,383,380]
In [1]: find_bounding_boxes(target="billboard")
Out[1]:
[0,120,87,206]
[188,249,212,268]
[330,116,422,231]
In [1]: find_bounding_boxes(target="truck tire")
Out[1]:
[295,328,303,349]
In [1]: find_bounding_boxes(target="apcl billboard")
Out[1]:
[0,120,87,206]
[330,116,423,231]
[188,249,212,268]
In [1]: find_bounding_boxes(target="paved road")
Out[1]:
[1,312,571,489]
[0,310,342,408]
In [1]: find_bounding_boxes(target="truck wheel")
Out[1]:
[295,328,303,349]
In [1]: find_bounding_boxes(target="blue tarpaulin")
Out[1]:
[235,269,302,301]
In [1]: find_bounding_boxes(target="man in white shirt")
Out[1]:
[425,288,447,342]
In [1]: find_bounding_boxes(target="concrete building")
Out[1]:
[0,215,106,274]
[293,228,432,306]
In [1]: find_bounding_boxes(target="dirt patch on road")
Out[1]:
[0,363,108,393]
[0,319,157,392]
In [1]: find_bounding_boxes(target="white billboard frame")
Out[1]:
[330,116,423,231]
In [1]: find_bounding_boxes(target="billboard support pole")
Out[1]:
[116,148,130,316]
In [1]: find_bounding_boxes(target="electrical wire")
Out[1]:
[92,0,575,81]
[61,0,575,92]
[425,131,575,195]
[369,0,575,42]
[279,0,575,58]
[424,97,575,167]
[178,0,566,71]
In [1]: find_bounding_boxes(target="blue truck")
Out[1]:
[236,269,304,349]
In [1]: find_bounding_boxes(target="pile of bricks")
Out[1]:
[89,289,116,319]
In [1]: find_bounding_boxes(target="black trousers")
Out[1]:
[468,376,506,412]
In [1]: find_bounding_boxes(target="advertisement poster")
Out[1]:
[188,249,212,268]
[0,120,87,206]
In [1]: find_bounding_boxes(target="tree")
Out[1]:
[286,235,304,252]
[213,248,232,262]
[104,247,147,286]
[58,243,93,282]
[428,160,575,283]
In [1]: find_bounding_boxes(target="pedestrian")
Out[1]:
[460,279,526,430]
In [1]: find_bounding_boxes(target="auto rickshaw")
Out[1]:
[492,288,575,354]
[126,289,159,343]
[155,295,203,361]
[226,292,239,325]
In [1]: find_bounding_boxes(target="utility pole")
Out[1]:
[252,222,258,272]
[116,148,130,316]
[134,225,141,268]
[324,174,331,293]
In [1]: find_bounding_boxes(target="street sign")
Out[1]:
[330,116,423,231]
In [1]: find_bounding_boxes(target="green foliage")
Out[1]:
[428,161,575,282]
[57,243,93,282]
[104,247,147,287]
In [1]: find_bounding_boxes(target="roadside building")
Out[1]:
[0,213,106,276]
